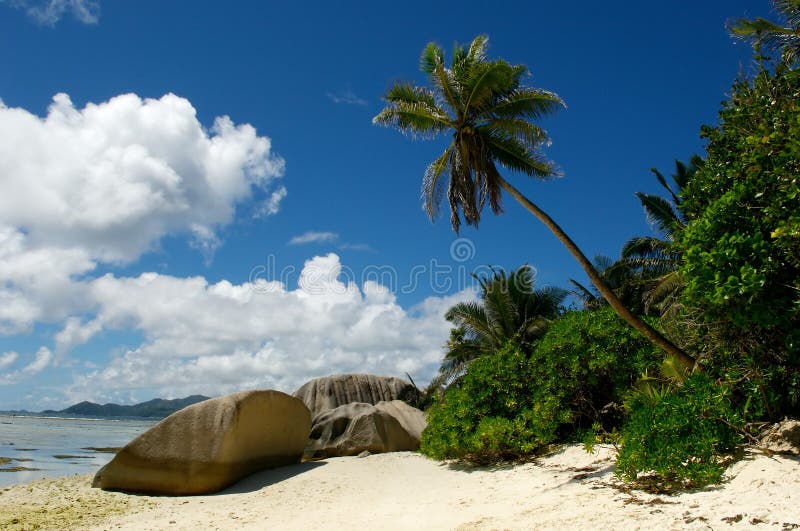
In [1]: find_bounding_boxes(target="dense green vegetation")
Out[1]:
[421,308,661,463]
[385,1,799,492]
[616,373,743,491]
[678,65,800,411]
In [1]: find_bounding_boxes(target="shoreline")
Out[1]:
[0,414,159,423]
[1,444,798,530]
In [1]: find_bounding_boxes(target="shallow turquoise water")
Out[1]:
[0,415,155,486]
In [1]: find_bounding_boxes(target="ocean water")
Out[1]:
[0,415,155,487]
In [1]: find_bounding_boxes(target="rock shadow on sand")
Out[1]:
[216,460,328,495]
[108,461,328,497]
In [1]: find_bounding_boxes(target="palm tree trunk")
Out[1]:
[496,175,696,368]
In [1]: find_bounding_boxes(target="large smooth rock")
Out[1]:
[293,374,420,417]
[761,419,800,455]
[305,400,427,458]
[92,390,311,495]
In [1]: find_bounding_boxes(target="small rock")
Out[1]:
[358,450,371,458]
[760,419,800,456]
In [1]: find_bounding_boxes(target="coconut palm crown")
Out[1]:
[373,35,564,233]
[439,264,567,384]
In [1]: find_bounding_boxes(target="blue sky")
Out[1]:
[0,0,767,409]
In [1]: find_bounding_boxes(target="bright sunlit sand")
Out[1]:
[1,445,798,530]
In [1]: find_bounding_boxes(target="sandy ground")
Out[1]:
[0,445,798,530]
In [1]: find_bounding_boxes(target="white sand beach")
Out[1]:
[1,445,798,530]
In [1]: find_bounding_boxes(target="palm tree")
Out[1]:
[620,157,701,316]
[438,265,567,384]
[730,0,800,64]
[569,255,647,314]
[373,35,695,367]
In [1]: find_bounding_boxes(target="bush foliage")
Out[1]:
[616,373,743,491]
[420,308,661,463]
[677,65,800,416]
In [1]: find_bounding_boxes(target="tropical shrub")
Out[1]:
[531,308,663,429]
[616,373,744,491]
[420,308,661,463]
[678,65,800,415]
[421,343,563,463]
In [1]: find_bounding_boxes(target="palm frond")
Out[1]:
[506,264,535,301]
[442,338,484,369]
[377,35,564,252]
[592,254,614,274]
[485,88,565,121]
[650,167,681,205]
[420,42,444,74]
[451,41,468,68]
[482,279,518,344]
[478,119,548,151]
[621,236,671,259]
[775,0,800,27]
[445,301,493,341]
[421,145,454,221]
[729,0,800,63]
[569,278,601,307]
[372,102,451,137]
[602,259,635,287]
[467,34,489,63]
[636,192,681,235]
[463,61,515,113]
[384,82,443,110]
[730,17,784,38]
[643,270,685,316]
[484,130,557,177]
[530,285,568,314]
[619,256,678,277]
[419,41,464,115]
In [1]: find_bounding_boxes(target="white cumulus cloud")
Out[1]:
[0,92,284,332]
[58,254,476,405]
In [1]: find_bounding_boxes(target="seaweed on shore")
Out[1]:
[81,447,121,453]
[0,466,41,472]
[0,457,41,472]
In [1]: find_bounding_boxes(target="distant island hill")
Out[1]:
[6,395,211,419]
